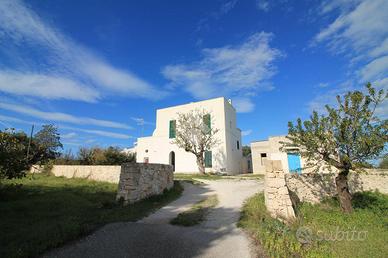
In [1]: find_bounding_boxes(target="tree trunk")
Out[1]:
[196,154,205,174]
[335,171,353,213]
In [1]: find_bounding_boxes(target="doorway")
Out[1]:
[169,151,175,172]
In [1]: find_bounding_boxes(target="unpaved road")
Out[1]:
[45,179,264,258]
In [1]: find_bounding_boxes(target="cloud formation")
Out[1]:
[162,32,282,112]
[0,0,165,102]
[0,102,132,129]
[313,0,388,84]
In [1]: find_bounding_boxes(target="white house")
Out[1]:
[251,135,305,175]
[135,97,243,175]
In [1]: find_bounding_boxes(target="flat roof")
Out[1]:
[157,97,235,111]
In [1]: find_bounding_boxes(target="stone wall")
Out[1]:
[264,160,295,221]
[116,163,174,204]
[285,169,388,203]
[30,165,121,183]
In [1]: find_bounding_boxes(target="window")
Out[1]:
[169,120,176,138]
[260,153,267,165]
[203,114,211,133]
[237,140,240,150]
[205,151,212,168]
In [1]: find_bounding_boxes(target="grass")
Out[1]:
[0,174,183,258]
[239,191,388,258]
[174,173,263,183]
[174,173,224,182]
[170,195,218,226]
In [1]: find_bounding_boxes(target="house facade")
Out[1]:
[251,135,305,174]
[135,97,243,175]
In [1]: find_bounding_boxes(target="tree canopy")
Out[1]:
[283,83,387,212]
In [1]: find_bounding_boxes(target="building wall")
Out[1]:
[251,136,308,174]
[136,97,242,174]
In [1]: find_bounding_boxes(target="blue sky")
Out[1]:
[0,0,387,152]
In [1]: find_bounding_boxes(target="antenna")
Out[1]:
[26,124,34,161]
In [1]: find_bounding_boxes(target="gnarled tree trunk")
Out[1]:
[196,154,205,174]
[335,170,353,213]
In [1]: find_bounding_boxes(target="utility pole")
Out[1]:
[26,124,34,161]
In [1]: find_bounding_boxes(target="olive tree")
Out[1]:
[173,109,219,174]
[283,83,387,213]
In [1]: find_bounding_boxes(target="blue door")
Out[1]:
[287,153,302,174]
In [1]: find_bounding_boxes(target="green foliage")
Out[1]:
[33,124,63,164]
[239,192,388,258]
[284,83,387,172]
[0,125,63,180]
[0,175,183,257]
[242,146,251,157]
[170,195,218,226]
[379,154,388,169]
[0,129,30,179]
[56,147,136,165]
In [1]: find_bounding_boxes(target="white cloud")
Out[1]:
[162,32,281,112]
[360,56,388,82]
[256,0,270,12]
[233,98,255,113]
[0,71,99,102]
[241,129,253,136]
[61,132,77,139]
[0,102,132,129]
[0,0,164,101]
[310,0,388,113]
[131,117,154,126]
[0,114,132,139]
[313,0,388,84]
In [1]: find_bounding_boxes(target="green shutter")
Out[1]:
[205,151,212,168]
[169,120,176,138]
[203,114,211,133]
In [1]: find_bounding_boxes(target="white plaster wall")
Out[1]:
[136,97,242,174]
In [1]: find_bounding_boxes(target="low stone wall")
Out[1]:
[116,163,174,204]
[264,160,295,221]
[30,165,121,183]
[285,169,388,203]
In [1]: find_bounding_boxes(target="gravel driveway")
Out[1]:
[44,179,264,258]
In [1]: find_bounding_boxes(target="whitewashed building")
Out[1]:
[251,135,305,174]
[135,97,243,174]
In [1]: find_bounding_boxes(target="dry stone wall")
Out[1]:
[116,163,174,204]
[264,160,295,221]
[30,165,121,183]
[285,170,388,204]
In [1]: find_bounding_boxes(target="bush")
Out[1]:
[55,146,136,165]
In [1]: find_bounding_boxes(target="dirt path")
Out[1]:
[44,179,264,258]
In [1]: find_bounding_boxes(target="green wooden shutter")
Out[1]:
[169,120,176,138]
[203,114,211,133]
[205,151,212,168]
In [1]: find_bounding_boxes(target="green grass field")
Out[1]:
[0,174,183,258]
[239,192,388,258]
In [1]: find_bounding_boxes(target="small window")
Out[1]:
[260,153,267,165]
[203,114,211,133]
[237,140,240,150]
[205,151,212,168]
[169,120,176,138]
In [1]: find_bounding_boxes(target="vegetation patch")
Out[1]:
[174,173,224,182]
[238,192,388,258]
[170,195,218,226]
[0,174,183,258]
